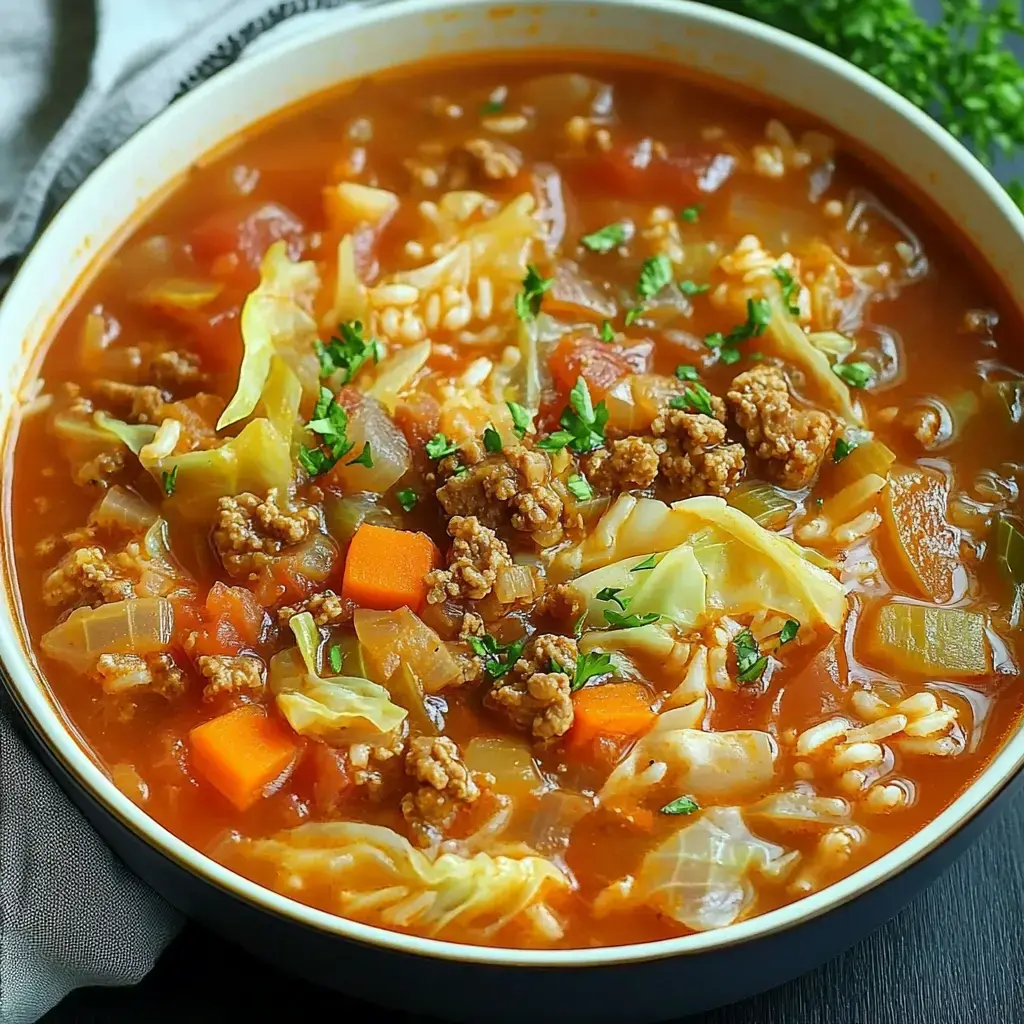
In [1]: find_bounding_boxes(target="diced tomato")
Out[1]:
[395,393,441,449]
[548,333,634,397]
[191,201,305,269]
[307,743,355,816]
[191,582,269,657]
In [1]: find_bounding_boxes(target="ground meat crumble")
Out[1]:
[486,634,578,741]
[276,590,353,628]
[93,652,186,698]
[42,546,134,608]
[212,492,320,577]
[197,655,265,701]
[651,406,747,496]
[726,364,833,490]
[93,380,169,423]
[349,725,408,800]
[425,515,513,605]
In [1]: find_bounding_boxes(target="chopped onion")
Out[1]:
[90,486,158,532]
[324,492,398,547]
[354,607,462,696]
[135,277,223,311]
[494,564,535,605]
[528,789,594,857]
[288,533,337,584]
[464,737,543,801]
[329,394,411,494]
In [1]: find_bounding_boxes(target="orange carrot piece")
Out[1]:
[569,682,656,752]
[341,523,438,612]
[189,705,298,811]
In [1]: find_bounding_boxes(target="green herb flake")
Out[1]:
[596,587,629,610]
[506,401,532,440]
[631,553,658,572]
[538,377,608,454]
[571,651,615,692]
[425,432,459,460]
[600,320,616,342]
[515,264,553,321]
[161,466,178,498]
[637,254,673,300]
[675,364,700,382]
[779,619,800,646]
[480,98,504,115]
[669,382,715,417]
[467,633,527,681]
[660,794,699,816]
[719,346,742,366]
[733,628,769,684]
[604,609,660,629]
[299,386,355,477]
[314,321,384,384]
[624,306,643,326]
[346,442,373,469]
[833,437,858,463]
[567,474,594,502]
[832,361,876,389]
[328,644,344,673]
[396,488,419,512]
[680,280,711,296]
[772,266,802,316]
[581,222,629,254]
[679,206,701,224]
[483,426,503,453]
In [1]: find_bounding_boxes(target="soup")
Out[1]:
[8,55,1024,950]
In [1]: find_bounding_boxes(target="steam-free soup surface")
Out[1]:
[10,56,1024,948]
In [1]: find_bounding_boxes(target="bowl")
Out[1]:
[1,1,1023,1020]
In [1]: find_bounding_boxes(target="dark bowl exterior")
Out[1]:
[16,699,1019,1024]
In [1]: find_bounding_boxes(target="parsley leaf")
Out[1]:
[467,633,527,680]
[731,297,773,341]
[675,364,700,382]
[779,619,800,646]
[772,266,802,316]
[567,474,594,502]
[734,628,769,684]
[571,651,614,691]
[596,586,629,610]
[515,264,553,321]
[660,794,699,815]
[347,442,373,469]
[680,279,710,296]
[832,361,876,388]
[314,321,383,383]
[506,401,531,440]
[328,644,344,673]
[538,377,608,454]
[604,609,660,629]
[396,488,418,512]
[679,206,701,223]
[425,433,459,460]
[581,222,629,254]
[481,98,504,115]
[624,306,643,326]
[299,386,354,477]
[600,320,615,342]
[669,382,715,416]
[161,466,178,498]
[637,254,673,300]
[631,554,658,572]
[719,346,742,366]
[483,426,503,453]
[833,437,857,463]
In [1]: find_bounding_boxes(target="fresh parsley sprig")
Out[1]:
[314,321,383,383]
[537,377,609,455]
[298,387,355,477]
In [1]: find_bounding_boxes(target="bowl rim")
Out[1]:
[3,0,1024,969]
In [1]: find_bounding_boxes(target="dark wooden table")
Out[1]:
[42,786,1024,1023]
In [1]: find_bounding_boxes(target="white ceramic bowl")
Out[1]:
[2,2,1022,1020]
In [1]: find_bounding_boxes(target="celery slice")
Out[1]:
[992,515,1024,627]
[727,481,796,531]
[869,603,990,678]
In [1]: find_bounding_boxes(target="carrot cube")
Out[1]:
[341,523,439,612]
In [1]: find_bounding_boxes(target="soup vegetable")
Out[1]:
[9,58,1024,949]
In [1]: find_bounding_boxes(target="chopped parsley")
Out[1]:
[161,466,178,498]
[705,297,772,364]
[346,442,373,469]
[670,382,715,416]
[506,401,531,440]
[480,98,504,115]
[581,222,629,254]
[328,644,344,673]
[314,321,383,384]
[772,266,802,316]
[425,433,459,460]
[734,628,769,684]
[637,254,673,300]
[567,474,594,502]
[596,586,629,610]
[396,488,418,512]
[515,264,553,321]
[467,633,527,680]
[832,361,876,388]
[624,306,643,326]
[674,364,700,382]
[600,320,616,342]
[604,609,660,629]
[483,426,503,453]
[631,554,658,572]
[298,387,354,477]
[833,437,858,463]
[660,794,700,815]
[779,619,800,646]
[536,377,608,455]
[680,280,710,296]
[571,651,615,691]
[679,205,701,223]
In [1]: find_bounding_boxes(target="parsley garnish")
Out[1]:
[637,254,673,300]
[396,488,418,512]
[481,98,504,115]
[536,377,608,454]
[425,433,459,460]
[832,361,876,388]
[347,442,373,469]
[515,265,553,321]
[660,794,699,815]
[772,266,801,316]
[328,644,344,673]
[581,222,629,254]
[467,633,527,680]
[680,280,710,296]
[600,320,615,342]
[567,474,594,502]
[571,651,614,691]
[779,620,800,646]
[314,321,383,384]
[674,364,700,382]
[596,586,629,610]
[604,609,660,629]
[624,306,643,326]
[298,387,354,477]
[705,297,772,363]
[833,437,857,463]
[161,466,178,498]
[506,401,531,440]
[669,382,715,416]
[483,426,503,453]
[631,554,658,572]
[734,628,769,684]
[679,206,701,223]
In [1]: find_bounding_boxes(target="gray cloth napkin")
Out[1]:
[0,3,354,1021]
